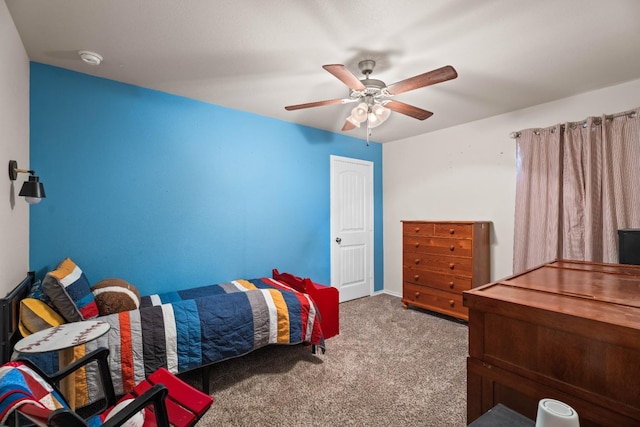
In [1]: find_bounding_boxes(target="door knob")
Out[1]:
[335,237,342,243]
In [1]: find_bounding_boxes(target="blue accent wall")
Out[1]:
[29,63,383,295]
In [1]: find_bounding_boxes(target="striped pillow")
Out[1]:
[18,298,66,336]
[43,258,99,322]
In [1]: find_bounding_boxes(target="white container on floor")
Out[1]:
[535,399,579,427]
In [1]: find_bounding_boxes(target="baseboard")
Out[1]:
[373,289,401,298]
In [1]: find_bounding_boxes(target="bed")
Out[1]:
[1,267,327,408]
[0,272,33,367]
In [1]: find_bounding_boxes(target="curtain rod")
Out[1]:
[510,110,637,138]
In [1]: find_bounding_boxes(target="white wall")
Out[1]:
[0,0,30,295]
[383,78,640,296]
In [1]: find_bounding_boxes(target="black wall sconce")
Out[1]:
[8,160,46,204]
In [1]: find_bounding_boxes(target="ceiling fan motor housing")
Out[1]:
[361,78,386,93]
[357,60,387,99]
[358,59,376,76]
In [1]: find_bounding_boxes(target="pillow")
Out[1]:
[92,278,141,316]
[103,398,145,427]
[272,268,312,293]
[27,279,59,311]
[19,298,66,336]
[43,258,99,322]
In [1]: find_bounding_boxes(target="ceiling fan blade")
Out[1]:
[342,119,357,131]
[386,65,458,95]
[385,100,433,120]
[285,98,348,111]
[323,64,366,91]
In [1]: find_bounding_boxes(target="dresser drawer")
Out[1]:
[403,236,472,257]
[403,222,434,237]
[401,220,490,321]
[403,254,473,276]
[434,223,473,238]
[402,282,468,319]
[403,267,472,292]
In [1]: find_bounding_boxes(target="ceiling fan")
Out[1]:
[285,60,458,134]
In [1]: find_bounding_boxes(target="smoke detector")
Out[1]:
[78,50,103,65]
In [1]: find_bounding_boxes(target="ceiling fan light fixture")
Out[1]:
[367,104,391,128]
[367,114,381,128]
[371,104,391,121]
[351,102,369,123]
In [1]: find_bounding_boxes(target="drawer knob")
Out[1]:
[414,274,420,281]
[449,281,454,289]
[414,291,420,298]
[415,227,420,233]
[414,259,421,265]
[448,300,455,307]
[449,245,455,251]
[449,228,455,235]
[414,242,420,248]
[449,263,455,270]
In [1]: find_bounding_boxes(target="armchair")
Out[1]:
[0,348,212,427]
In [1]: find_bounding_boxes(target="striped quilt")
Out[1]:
[139,277,305,307]
[18,278,324,407]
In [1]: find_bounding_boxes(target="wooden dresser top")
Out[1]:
[464,259,640,334]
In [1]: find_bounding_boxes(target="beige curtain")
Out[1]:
[513,107,640,274]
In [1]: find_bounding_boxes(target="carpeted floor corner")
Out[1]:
[181,293,469,426]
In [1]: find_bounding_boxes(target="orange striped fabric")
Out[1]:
[267,289,290,343]
[119,311,135,392]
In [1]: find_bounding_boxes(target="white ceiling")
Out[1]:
[6,0,640,143]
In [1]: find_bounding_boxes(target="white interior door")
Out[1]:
[330,155,373,302]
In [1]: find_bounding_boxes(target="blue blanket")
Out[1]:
[18,278,324,407]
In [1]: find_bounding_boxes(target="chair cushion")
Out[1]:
[122,368,213,427]
[148,368,213,417]
[43,258,99,322]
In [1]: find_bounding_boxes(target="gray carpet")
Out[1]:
[182,293,469,426]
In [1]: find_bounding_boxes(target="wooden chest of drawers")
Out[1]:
[401,220,490,320]
[464,260,640,426]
